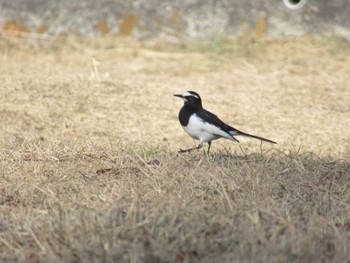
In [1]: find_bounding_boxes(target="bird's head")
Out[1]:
[174,91,202,107]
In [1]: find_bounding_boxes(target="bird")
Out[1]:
[174,91,276,154]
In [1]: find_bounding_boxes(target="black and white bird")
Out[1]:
[174,91,276,154]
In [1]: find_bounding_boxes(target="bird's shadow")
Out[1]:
[178,146,349,175]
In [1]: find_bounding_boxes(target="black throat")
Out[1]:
[178,103,201,126]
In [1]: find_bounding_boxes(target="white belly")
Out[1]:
[183,125,220,143]
[182,114,233,143]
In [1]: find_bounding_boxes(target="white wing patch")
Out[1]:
[229,130,239,136]
[183,114,235,143]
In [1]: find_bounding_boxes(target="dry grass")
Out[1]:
[0,35,349,262]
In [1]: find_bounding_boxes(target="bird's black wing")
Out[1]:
[197,107,276,144]
[199,108,276,144]
[196,108,239,140]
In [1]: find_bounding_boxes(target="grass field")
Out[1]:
[0,35,349,262]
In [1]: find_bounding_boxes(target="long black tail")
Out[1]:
[230,130,277,144]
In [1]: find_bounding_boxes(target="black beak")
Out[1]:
[173,94,183,98]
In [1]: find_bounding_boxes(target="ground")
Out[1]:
[0,35,349,263]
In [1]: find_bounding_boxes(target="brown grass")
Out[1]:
[0,35,349,263]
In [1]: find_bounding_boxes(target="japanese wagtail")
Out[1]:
[174,91,276,154]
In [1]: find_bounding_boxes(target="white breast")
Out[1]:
[182,114,234,143]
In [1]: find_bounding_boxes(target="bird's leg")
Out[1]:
[179,143,203,153]
[207,141,212,155]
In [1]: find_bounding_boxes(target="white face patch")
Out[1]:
[182,91,199,99]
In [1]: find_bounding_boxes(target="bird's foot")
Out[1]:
[179,145,202,153]
[179,148,195,153]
